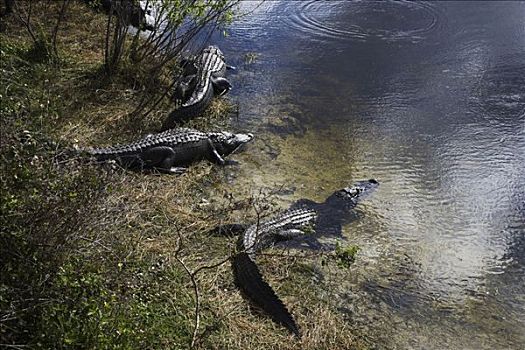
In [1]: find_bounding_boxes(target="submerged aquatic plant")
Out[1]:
[335,241,360,268]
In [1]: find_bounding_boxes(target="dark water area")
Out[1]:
[210,1,524,348]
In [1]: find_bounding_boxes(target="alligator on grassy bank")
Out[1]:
[162,45,234,130]
[83,0,154,31]
[216,179,379,337]
[78,128,253,174]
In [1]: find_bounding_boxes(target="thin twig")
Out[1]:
[192,253,233,276]
[173,230,200,349]
[0,344,31,349]
[14,0,37,43]
[104,1,112,71]
[173,223,236,348]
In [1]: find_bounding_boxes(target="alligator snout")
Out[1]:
[361,178,380,192]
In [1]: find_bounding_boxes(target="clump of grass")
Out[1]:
[243,52,259,64]
[335,242,360,268]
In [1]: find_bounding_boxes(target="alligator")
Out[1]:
[162,45,234,130]
[84,0,154,30]
[217,179,379,337]
[78,128,253,174]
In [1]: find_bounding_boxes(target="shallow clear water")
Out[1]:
[213,1,525,348]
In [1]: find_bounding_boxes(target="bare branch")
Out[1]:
[13,0,37,43]
[173,229,201,349]
[51,0,70,59]
[104,1,113,71]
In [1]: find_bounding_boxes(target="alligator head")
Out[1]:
[325,179,379,207]
[208,132,254,156]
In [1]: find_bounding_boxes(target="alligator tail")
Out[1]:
[80,147,123,162]
[161,80,214,130]
[232,252,300,337]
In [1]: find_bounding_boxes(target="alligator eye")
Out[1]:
[349,188,360,197]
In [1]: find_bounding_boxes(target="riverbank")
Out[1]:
[1,3,368,349]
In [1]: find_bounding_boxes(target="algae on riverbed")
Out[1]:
[219,123,361,207]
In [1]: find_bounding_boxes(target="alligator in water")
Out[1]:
[162,46,234,130]
[78,128,253,174]
[216,179,379,336]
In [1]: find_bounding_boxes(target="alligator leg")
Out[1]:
[223,159,240,166]
[116,154,143,168]
[174,74,198,102]
[275,229,307,240]
[162,81,215,130]
[140,146,185,174]
[275,236,325,251]
[211,76,232,96]
[179,57,198,76]
[160,167,188,175]
[205,140,226,165]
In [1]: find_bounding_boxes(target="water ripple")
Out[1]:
[281,0,444,43]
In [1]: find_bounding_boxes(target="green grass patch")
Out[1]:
[335,242,361,268]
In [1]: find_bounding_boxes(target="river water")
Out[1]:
[210,1,525,348]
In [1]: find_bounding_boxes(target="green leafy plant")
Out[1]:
[335,241,360,269]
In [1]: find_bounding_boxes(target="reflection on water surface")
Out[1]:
[213,1,525,348]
